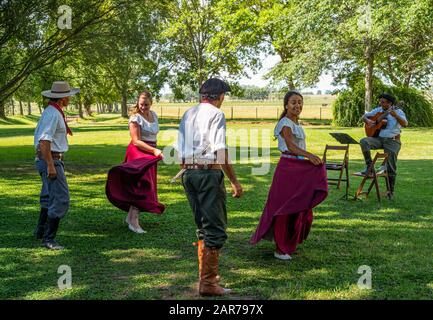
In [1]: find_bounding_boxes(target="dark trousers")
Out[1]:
[35,159,70,219]
[360,136,401,191]
[182,169,227,249]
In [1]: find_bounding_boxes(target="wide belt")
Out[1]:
[382,134,401,141]
[182,163,221,170]
[35,150,64,161]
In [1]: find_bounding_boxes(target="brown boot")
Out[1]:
[193,240,220,281]
[193,240,205,279]
[199,247,231,296]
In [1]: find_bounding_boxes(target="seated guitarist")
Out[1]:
[359,93,408,194]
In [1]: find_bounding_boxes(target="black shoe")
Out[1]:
[34,208,48,239]
[43,217,64,250]
[43,239,64,250]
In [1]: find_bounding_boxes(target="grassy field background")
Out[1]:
[0,113,432,300]
[155,95,335,120]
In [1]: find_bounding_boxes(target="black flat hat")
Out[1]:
[199,78,231,95]
[378,93,396,104]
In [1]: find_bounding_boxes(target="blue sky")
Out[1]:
[237,54,343,92]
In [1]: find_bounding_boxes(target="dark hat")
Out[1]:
[199,78,231,95]
[378,93,396,104]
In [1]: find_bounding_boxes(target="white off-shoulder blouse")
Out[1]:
[128,111,159,142]
[274,117,306,152]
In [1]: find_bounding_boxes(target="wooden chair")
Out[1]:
[352,152,392,202]
[322,144,350,195]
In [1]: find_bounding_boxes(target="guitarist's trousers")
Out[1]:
[360,137,401,192]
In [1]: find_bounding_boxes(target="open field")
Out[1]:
[4,95,336,121]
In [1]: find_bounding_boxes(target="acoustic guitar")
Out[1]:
[364,106,398,137]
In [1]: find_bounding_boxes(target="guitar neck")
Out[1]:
[375,106,396,122]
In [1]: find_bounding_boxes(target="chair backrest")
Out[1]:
[322,144,349,165]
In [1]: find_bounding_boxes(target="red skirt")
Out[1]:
[250,157,328,254]
[105,141,165,214]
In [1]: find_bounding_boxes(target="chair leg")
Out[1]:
[355,177,368,199]
[373,177,381,202]
[366,178,376,199]
[336,169,344,189]
[384,175,392,199]
[345,165,350,189]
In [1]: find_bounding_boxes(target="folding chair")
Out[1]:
[322,144,350,197]
[352,152,392,202]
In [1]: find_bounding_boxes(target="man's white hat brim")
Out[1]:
[41,88,80,98]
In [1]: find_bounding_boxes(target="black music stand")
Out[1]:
[329,132,359,145]
[328,133,359,200]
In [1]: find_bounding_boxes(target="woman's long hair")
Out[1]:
[277,90,304,121]
[131,91,153,115]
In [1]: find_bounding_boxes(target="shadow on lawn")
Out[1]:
[0,115,40,125]
[0,143,432,299]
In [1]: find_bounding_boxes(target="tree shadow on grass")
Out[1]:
[0,115,40,125]
[1,143,432,299]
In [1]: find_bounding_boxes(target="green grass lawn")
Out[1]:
[0,114,432,300]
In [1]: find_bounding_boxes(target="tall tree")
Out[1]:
[0,0,130,118]
[91,0,169,117]
[163,0,262,95]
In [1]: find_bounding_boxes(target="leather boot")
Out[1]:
[34,208,48,240]
[194,240,205,279]
[199,247,231,296]
[43,217,64,250]
[193,240,220,281]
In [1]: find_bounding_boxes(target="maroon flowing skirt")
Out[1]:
[250,156,328,254]
[105,141,165,214]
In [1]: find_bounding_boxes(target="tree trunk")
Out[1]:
[84,103,92,116]
[121,92,128,118]
[114,102,119,113]
[28,101,32,115]
[403,72,413,88]
[38,103,42,114]
[78,101,84,118]
[287,77,296,90]
[19,100,24,115]
[0,101,5,119]
[11,99,15,115]
[364,40,374,112]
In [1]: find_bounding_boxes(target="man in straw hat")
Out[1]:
[34,81,79,250]
[177,78,243,296]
